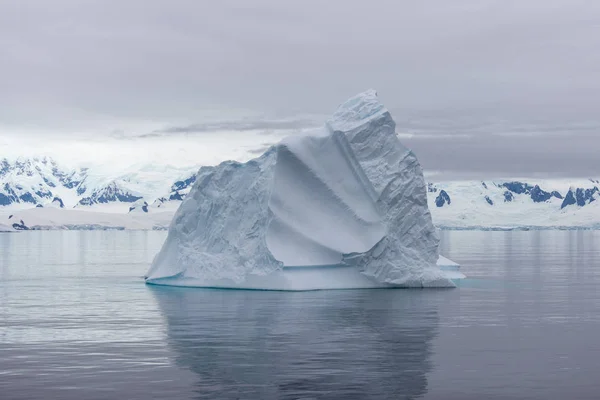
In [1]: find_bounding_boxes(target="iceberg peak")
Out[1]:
[327,89,388,132]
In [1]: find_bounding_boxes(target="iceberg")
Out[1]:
[146,90,463,290]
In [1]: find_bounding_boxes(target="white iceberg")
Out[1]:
[146,90,464,290]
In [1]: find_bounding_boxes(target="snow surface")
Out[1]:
[1,207,172,230]
[0,157,85,208]
[0,156,199,211]
[0,223,14,232]
[428,179,600,230]
[147,90,458,289]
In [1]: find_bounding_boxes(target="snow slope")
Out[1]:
[74,164,199,209]
[0,155,199,230]
[428,179,600,229]
[0,156,199,212]
[147,90,457,289]
[2,207,172,230]
[0,157,86,208]
[0,223,14,232]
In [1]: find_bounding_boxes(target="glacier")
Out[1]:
[145,90,463,290]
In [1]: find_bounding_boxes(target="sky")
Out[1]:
[1,0,599,180]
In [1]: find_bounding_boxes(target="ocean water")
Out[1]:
[0,230,599,400]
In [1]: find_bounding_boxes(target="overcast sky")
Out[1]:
[1,0,598,179]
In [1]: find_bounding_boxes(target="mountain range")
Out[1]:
[0,157,197,210]
[0,157,598,231]
[428,179,600,229]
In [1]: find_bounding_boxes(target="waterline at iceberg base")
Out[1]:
[146,90,464,290]
[147,256,463,290]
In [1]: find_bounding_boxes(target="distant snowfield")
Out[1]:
[0,153,598,234]
[0,223,14,232]
[1,177,599,232]
[0,207,173,231]
[428,179,600,230]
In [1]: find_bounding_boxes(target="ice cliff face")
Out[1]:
[147,90,449,287]
[328,91,442,285]
[148,149,281,281]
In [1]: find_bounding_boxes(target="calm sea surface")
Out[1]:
[0,230,599,399]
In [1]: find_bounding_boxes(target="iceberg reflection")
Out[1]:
[151,286,439,399]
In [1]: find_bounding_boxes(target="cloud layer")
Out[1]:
[0,0,598,178]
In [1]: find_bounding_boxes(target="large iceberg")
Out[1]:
[146,90,463,290]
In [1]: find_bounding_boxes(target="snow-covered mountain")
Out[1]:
[150,174,197,209]
[77,181,143,206]
[0,156,198,209]
[0,157,198,230]
[427,179,600,229]
[0,156,598,230]
[0,157,86,208]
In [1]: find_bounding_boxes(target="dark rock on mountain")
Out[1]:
[0,193,12,206]
[129,201,149,213]
[561,190,577,209]
[77,183,87,196]
[19,193,36,203]
[502,181,534,195]
[435,190,451,207]
[503,182,562,203]
[530,185,553,203]
[52,197,65,208]
[78,182,142,206]
[561,187,599,209]
[12,219,29,230]
[169,191,184,201]
[171,175,197,192]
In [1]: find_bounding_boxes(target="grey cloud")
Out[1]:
[247,145,274,155]
[147,118,319,136]
[2,1,599,122]
[404,129,599,181]
[0,0,599,177]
